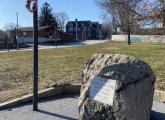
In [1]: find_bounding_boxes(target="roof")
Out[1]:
[92,22,99,24]
[66,20,92,26]
[66,20,102,27]
[20,26,52,32]
[67,20,91,23]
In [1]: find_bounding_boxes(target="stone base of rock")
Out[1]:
[79,54,156,120]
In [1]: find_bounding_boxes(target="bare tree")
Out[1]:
[96,0,156,45]
[155,0,165,27]
[101,20,113,38]
[56,12,69,31]
[159,0,165,6]
[2,22,20,31]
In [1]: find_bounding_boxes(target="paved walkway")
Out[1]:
[0,40,110,53]
[0,94,79,120]
[0,94,165,120]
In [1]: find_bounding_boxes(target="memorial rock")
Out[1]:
[78,54,156,120]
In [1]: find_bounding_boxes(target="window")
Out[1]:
[68,27,72,31]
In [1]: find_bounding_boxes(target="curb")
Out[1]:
[154,90,165,103]
[0,84,81,110]
[0,83,164,110]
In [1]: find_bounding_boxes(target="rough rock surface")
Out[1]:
[78,54,156,120]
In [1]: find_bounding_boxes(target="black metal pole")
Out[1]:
[33,4,38,111]
[16,12,19,51]
[7,39,9,52]
[75,18,77,40]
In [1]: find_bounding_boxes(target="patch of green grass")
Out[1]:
[0,41,165,103]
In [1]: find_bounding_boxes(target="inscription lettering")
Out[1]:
[88,76,117,105]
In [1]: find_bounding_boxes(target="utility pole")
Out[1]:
[26,0,38,111]
[84,24,86,40]
[16,12,19,51]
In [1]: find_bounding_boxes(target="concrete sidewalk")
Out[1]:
[0,40,110,53]
[0,94,164,120]
[0,94,79,120]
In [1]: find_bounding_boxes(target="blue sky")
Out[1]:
[0,0,103,29]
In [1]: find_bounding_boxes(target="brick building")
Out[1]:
[20,26,60,38]
[6,26,71,43]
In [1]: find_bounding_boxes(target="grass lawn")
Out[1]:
[0,41,165,103]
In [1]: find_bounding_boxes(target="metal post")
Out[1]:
[75,19,77,40]
[5,35,9,52]
[16,12,19,51]
[99,30,101,44]
[7,39,9,52]
[54,30,57,48]
[33,0,38,111]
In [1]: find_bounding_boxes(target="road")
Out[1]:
[0,94,164,120]
[0,40,110,53]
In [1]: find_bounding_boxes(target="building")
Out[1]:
[20,26,54,38]
[6,26,71,43]
[66,20,103,40]
[0,30,6,43]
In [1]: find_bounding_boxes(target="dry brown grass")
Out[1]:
[0,41,165,103]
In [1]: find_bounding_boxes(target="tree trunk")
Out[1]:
[128,27,131,45]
